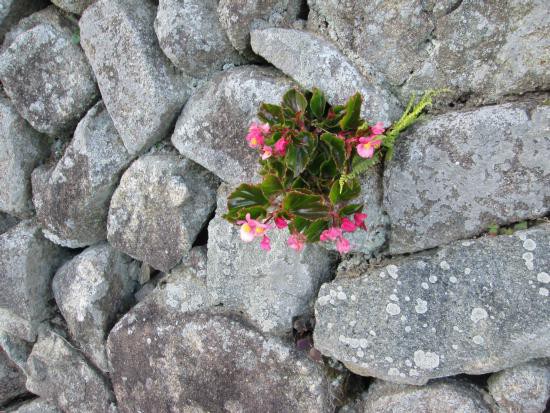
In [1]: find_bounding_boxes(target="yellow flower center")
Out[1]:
[255,226,265,234]
[250,137,257,146]
[242,223,252,233]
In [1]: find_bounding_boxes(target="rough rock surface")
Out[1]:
[314,224,550,385]
[217,0,303,56]
[0,213,18,235]
[207,184,336,335]
[0,91,49,218]
[0,347,27,406]
[171,66,294,184]
[26,331,115,413]
[0,14,98,135]
[0,0,49,41]
[52,243,140,372]
[50,0,94,15]
[154,0,245,77]
[7,399,62,413]
[108,306,338,412]
[0,221,71,341]
[487,359,550,413]
[0,330,32,372]
[108,153,218,272]
[362,379,496,413]
[80,0,190,155]
[384,102,550,254]
[250,28,401,124]
[32,101,133,248]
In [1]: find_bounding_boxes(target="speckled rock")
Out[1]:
[50,0,94,15]
[108,306,339,412]
[487,359,550,413]
[80,0,190,155]
[0,13,98,136]
[0,347,27,405]
[0,213,18,235]
[362,379,497,413]
[0,0,49,41]
[154,0,245,77]
[52,243,140,372]
[26,331,116,413]
[308,0,550,106]
[7,399,62,413]
[207,184,336,335]
[314,224,550,385]
[384,102,550,254]
[250,28,401,124]
[0,91,49,218]
[171,66,294,184]
[0,220,71,341]
[107,153,218,272]
[32,101,133,248]
[217,0,303,56]
[0,331,32,372]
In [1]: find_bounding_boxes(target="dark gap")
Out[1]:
[454,372,492,390]
[297,0,310,20]
[192,208,216,247]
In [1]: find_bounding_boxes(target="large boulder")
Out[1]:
[250,28,401,124]
[52,243,140,372]
[108,306,340,412]
[0,9,98,136]
[0,347,27,406]
[0,0,49,41]
[0,91,49,218]
[50,0,94,15]
[80,0,190,155]
[207,184,336,335]
[0,220,71,341]
[384,102,550,254]
[6,399,61,413]
[0,212,18,235]
[32,101,133,248]
[26,331,116,413]
[154,0,245,77]
[171,66,294,185]
[107,153,218,272]
[313,224,550,385]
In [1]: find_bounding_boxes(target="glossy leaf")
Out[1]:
[329,178,361,204]
[227,184,269,213]
[283,89,308,113]
[320,133,345,168]
[258,103,283,124]
[285,132,317,177]
[339,203,363,216]
[261,175,283,198]
[304,219,330,242]
[339,93,362,130]
[310,88,327,119]
[283,191,329,220]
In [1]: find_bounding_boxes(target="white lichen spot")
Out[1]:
[351,356,358,363]
[429,275,438,283]
[440,261,450,270]
[409,369,420,376]
[317,295,331,306]
[359,339,368,348]
[415,299,428,314]
[351,294,357,301]
[385,357,394,363]
[369,330,377,337]
[388,367,400,376]
[379,271,386,278]
[451,344,458,350]
[539,287,549,297]
[390,294,399,302]
[537,272,550,284]
[523,239,536,251]
[405,326,412,333]
[386,264,399,279]
[464,268,471,275]
[349,320,356,327]
[421,282,429,290]
[462,241,473,246]
[526,261,535,271]
[522,252,534,261]
[449,276,458,284]
[386,303,401,316]
[405,296,411,302]
[518,232,527,241]
[413,350,440,370]
[472,335,485,345]
[405,359,412,367]
[357,349,364,358]
[337,291,347,300]
[470,307,488,323]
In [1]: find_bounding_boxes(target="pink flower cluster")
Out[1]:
[320,213,367,253]
[237,213,272,251]
[356,122,385,159]
[246,122,288,160]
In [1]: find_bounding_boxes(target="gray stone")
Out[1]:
[80,0,190,155]
[384,102,550,254]
[50,0,94,15]
[0,347,26,405]
[26,331,116,413]
[0,16,98,136]
[488,359,550,413]
[313,224,550,385]
[217,0,303,56]
[7,399,61,413]
[250,28,401,124]
[0,92,49,218]
[0,220,71,341]
[0,213,18,235]
[108,306,339,412]
[0,0,49,41]
[207,184,336,335]
[108,153,218,272]
[52,243,140,372]
[362,379,496,413]
[32,101,133,248]
[171,66,294,185]
[154,0,245,77]
[0,331,32,372]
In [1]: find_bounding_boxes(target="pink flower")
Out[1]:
[261,146,272,160]
[274,137,288,155]
[238,213,257,242]
[356,136,382,159]
[371,121,385,135]
[320,227,342,242]
[336,236,351,253]
[288,233,306,252]
[274,216,288,229]
[354,212,367,229]
[341,217,356,232]
[260,235,271,251]
[246,122,270,148]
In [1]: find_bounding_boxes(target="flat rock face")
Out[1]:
[313,224,550,385]
[217,0,302,56]
[0,0,49,41]
[362,379,496,413]
[171,65,294,185]
[80,0,190,155]
[52,243,140,372]
[0,220,71,341]
[107,153,218,272]
[50,0,94,15]
[207,185,336,335]
[0,347,27,405]
[250,28,401,124]
[0,91,49,218]
[384,102,550,254]
[108,306,337,413]
[487,359,550,413]
[0,212,18,235]
[26,332,116,413]
[0,16,98,136]
[154,0,245,77]
[32,101,133,248]
[8,398,62,413]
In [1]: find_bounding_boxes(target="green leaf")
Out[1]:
[283,191,329,220]
[261,175,283,198]
[258,103,284,124]
[338,93,362,130]
[291,176,309,190]
[320,133,345,168]
[304,219,330,242]
[227,184,269,213]
[330,178,361,204]
[309,88,327,119]
[291,217,310,233]
[285,132,317,177]
[282,89,308,113]
[339,203,363,216]
[223,206,266,223]
[320,158,338,178]
[264,131,280,147]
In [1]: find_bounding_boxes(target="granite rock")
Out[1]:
[0,213,18,235]
[0,347,27,406]
[50,0,94,15]
[0,0,49,41]
[6,399,62,413]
